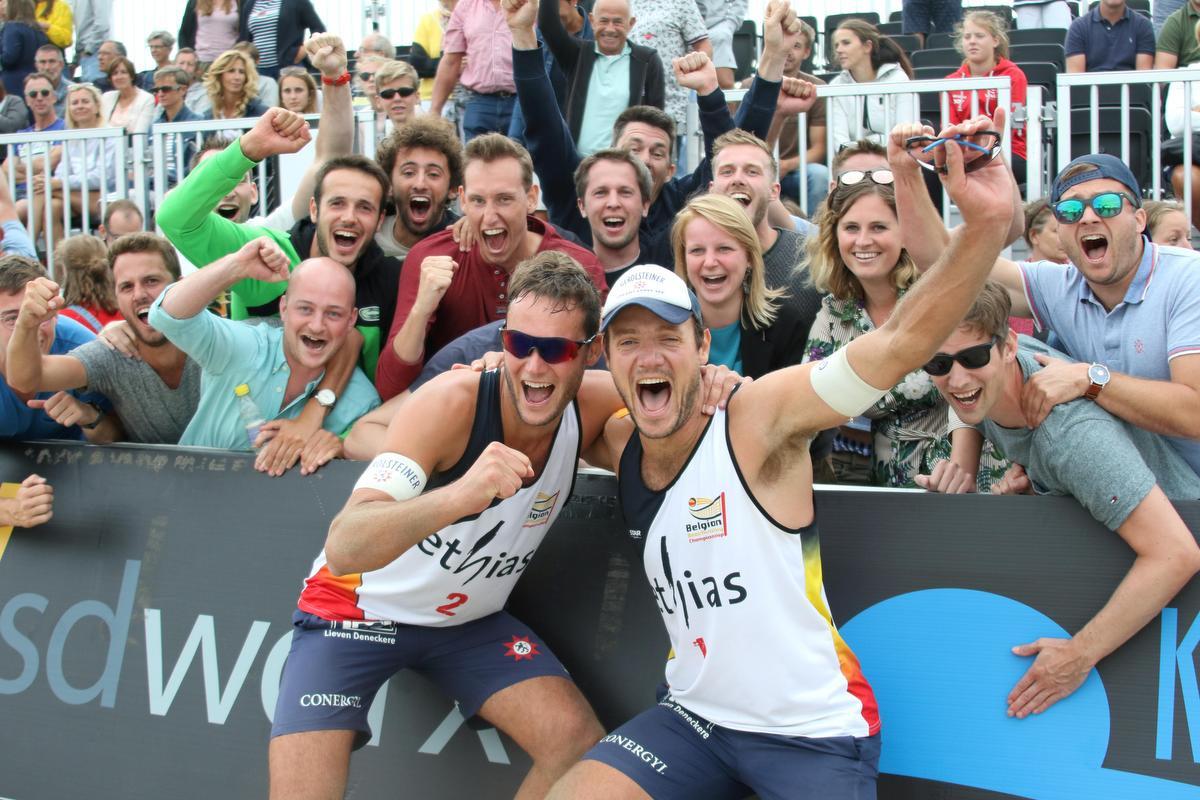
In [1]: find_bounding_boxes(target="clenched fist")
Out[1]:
[16,277,61,330]
[454,441,535,516]
[415,255,457,315]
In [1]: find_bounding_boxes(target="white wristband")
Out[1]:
[809,346,889,418]
[353,452,428,501]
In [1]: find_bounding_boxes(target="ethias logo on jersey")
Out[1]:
[524,490,560,528]
[686,494,727,542]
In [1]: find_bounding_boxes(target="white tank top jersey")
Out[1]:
[298,371,582,627]
[618,407,881,738]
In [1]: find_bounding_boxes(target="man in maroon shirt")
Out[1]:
[376,133,605,399]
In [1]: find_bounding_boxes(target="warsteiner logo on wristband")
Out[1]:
[353,452,428,501]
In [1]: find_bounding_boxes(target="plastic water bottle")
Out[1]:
[235,384,265,449]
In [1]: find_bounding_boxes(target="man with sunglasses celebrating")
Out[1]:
[272,252,739,799]
[954,153,1200,479]
[918,281,1200,716]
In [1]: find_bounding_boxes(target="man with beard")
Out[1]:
[147,238,379,455]
[709,128,819,331]
[372,116,461,261]
[374,133,605,399]
[5,234,200,445]
[545,118,1016,800]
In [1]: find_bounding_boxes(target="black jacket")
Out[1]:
[238,0,326,69]
[739,301,811,380]
[537,0,664,145]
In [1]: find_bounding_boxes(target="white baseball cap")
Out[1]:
[600,265,704,331]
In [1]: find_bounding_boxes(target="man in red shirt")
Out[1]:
[376,133,606,399]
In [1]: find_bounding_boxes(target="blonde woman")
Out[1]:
[802,171,1004,490]
[18,83,119,248]
[202,48,267,119]
[671,194,802,378]
[277,65,318,113]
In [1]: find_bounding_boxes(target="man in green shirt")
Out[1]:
[1154,0,1200,69]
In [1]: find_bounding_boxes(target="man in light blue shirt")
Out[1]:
[576,39,633,156]
[979,154,1200,476]
[148,238,380,455]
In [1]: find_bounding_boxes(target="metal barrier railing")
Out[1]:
[1056,67,1198,223]
[702,76,1019,217]
[146,108,380,217]
[0,126,128,275]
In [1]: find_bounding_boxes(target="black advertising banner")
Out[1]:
[0,441,1199,799]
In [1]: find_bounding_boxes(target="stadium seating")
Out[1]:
[1008,28,1069,47]
[912,47,964,70]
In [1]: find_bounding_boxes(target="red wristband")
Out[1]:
[322,71,351,86]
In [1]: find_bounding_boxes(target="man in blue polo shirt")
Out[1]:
[148,238,380,459]
[1066,0,1155,73]
[970,154,1200,477]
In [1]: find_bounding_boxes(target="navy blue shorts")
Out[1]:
[271,610,570,749]
[585,693,880,800]
[902,0,964,35]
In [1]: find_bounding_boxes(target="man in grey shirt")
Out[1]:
[5,233,198,444]
[919,281,1200,721]
[72,0,112,83]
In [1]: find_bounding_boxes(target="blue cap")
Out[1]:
[600,265,704,331]
[1050,153,1141,204]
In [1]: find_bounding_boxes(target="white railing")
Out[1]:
[145,108,380,216]
[701,76,1022,217]
[0,126,129,275]
[1056,68,1195,220]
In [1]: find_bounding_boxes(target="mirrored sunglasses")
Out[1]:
[1051,191,1138,224]
[500,328,596,364]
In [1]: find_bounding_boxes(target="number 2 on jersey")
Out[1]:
[436,593,469,616]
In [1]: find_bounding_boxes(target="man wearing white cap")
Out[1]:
[546,120,1018,798]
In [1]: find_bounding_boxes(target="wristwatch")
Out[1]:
[80,403,105,430]
[1083,363,1110,401]
[315,389,337,408]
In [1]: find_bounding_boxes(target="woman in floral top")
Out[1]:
[801,170,1007,490]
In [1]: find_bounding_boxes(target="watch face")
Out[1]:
[1088,364,1110,385]
[316,389,336,407]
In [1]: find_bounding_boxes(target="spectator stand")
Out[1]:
[1056,68,1197,220]
[716,76,1030,216]
[146,108,380,218]
[0,126,129,276]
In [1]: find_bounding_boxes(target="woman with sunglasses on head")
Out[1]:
[802,169,1007,490]
[100,57,155,134]
[827,20,918,153]
[202,48,267,121]
[17,83,118,250]
[944,11,1027,186]
[374,59,421,129]
[671,194,803,381]
[277,65,317,113]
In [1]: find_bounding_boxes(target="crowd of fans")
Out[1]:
[0,1,1197,796]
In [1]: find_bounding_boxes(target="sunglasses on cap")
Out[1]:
[500,327,596,364]
[378,86,417,100]
[903,131,1002,175]
[922,337,1000,376]
[25,89,51,98]
[837,168,894,187]
[1050,191,1138,224]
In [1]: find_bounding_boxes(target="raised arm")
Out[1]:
[325,372,533,576]
[157,237,292,321]
[741,116,1015,439]
[536,0,581,75]
[286,34,352,222]
[6,277,89,394]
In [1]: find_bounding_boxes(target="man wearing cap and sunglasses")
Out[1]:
[923,152,1200,479]
[274,252,741,799]
[545,117,1016,799]
[917,280,1200,719]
